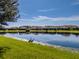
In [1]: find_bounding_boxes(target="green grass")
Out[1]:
[0,29,79,34]
[0,36,79,59]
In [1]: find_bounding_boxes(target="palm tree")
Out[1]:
[0,0,19,27]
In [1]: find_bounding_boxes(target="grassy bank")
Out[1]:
[0,36,79,59]
[0,29,79,34]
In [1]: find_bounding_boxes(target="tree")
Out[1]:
[0,0,19,26]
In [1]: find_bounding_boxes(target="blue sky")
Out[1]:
[8,0,79,26]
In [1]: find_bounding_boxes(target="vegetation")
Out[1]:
[0,0,19,26]
[0,36,79,59]
[0,29,79,34]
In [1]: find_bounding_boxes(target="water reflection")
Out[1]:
[1,32,79,37]
[2,32,79,49]
[0,32,6,35]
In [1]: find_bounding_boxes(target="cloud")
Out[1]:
[8,16,79,27]
[33,16,53,20]
[38,8,56,12]
[72,2,79,5]
[72,0,79,5]
[32,16,79,21]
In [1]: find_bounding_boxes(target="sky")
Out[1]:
[8,0,79,27]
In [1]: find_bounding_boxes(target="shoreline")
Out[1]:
[3,35,79,53]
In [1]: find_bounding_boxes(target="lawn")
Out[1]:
[0,36,79,59]
[0,29,79,34]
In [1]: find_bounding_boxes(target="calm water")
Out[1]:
[5,33,79,48]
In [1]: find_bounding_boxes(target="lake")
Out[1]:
[5,33,79,49]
